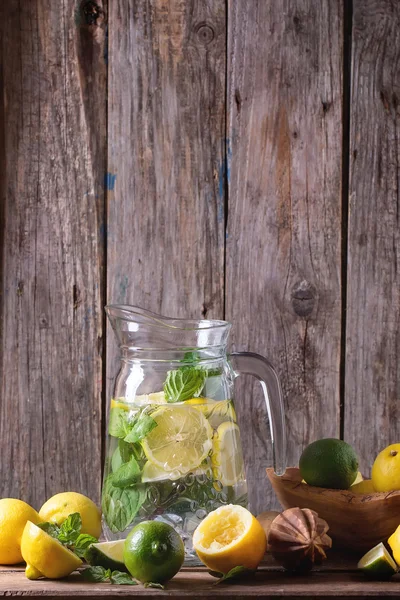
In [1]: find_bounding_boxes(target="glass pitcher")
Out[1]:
[102,305,286,562]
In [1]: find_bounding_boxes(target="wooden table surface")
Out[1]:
[2,555,400,599]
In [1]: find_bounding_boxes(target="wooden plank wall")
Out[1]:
[0,0,399,514]
[345,0,400,477]
[0,1,107,507]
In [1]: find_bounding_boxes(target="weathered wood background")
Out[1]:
[0,0,399,514]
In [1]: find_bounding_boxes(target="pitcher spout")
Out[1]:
[105,304,231,352]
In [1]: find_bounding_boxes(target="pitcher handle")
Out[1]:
[229,352,286,476]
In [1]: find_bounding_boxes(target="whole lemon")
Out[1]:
[0,498,40,564]
[39,492,101,538]
[299,438,359,489]
[372,444,400,492]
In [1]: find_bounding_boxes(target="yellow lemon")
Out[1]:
[21,521,82,579]
[372,444,400,492]
[0,499,40,564]
[350,479,376,494]
[193,504,266,574]
[353,471,364,485]
[388,524,400,565]
[141,405,212,473]
[212,422,244,486]
[39,492,101,538]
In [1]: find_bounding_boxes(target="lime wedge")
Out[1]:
[211,422,244,486]
[141,405,212,473]
[358,542,398,579]
[85,540,127,572]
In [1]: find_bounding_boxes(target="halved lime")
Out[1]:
[85,540,127,572]
[211,422,244,486]
[141,405,212,473]
[357,542,398,579]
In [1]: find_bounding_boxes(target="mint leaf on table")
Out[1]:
[37,522,61,538]
[58,512,82,544]
[102,478,145,533]
[164,367,206,402]
[214,566,256,584]
[124,413,157,443]
[81,567,137,585]
[80,566,111,582]
[144,582,165,589]
[110,571,137,585]
[110,455,141,488]
[74,533,98,558]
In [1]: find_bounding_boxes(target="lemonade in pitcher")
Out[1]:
[102,363,247,557]
[102,305,286,563]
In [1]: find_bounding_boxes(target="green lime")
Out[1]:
[124,521,185,584]
[358,543,398,579]
[299,438,359,489]
[85,540,127,572]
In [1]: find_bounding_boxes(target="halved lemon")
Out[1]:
[193,504,266,574]
[141,405,212,473]
[186,398,237,428]
[21,521,82,579]
[135,392,167,405]
[212,422,244,486]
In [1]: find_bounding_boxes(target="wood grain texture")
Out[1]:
[106,0,226,390]
[226,0,343,512]
[344,0,400,474]
[0,1,107,507]
[3,562,400,599]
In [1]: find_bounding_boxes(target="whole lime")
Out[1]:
[124,521,185,584]
[299,438,359,489]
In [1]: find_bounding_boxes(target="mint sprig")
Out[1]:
[37,513,98,557]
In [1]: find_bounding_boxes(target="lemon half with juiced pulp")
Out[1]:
[193,504,266,574]
[141,405,212,474]
[212,422,244,486]
[21,521,82,579]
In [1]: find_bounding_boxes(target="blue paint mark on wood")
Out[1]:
[119,275,129,300]
[226,138,232,184]
[104,172,117,191]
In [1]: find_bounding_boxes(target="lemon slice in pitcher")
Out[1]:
[142,405,213,473]
[212,422,244,486]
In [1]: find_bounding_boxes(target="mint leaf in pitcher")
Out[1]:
[102,478,145,533]
[164,367,206,402]
[110,455,141,488]
[124,413,157,443]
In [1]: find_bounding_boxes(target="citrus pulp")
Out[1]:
[192,504,266,574]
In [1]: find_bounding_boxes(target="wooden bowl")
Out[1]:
[266,467,400,553]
